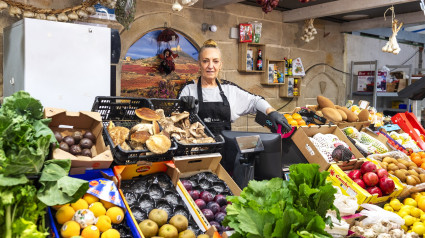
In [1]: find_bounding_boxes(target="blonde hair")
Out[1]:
[198,39,221,61]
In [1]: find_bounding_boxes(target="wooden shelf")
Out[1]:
[279,76,302,98]
[238,43,265,72]
[261,59,286,85]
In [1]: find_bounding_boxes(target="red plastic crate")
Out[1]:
[391,112,425,150]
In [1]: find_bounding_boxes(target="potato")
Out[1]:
[382,157,393,164]
[398,159,410,167]
[396,163,407,170]
[395,170,407,182]
[419,174,425,183]
[409,165,419,171]
[409,169,420,177]
[411,174,421,184]
[400,169,409,175]
[408,162,418,168]
[412,167,422,174]
[317,96,335,109]
[358,109,370,122]
[387,163,399,171]
[406,175,417,185]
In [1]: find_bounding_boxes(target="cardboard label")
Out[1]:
[87,178,125,208]
[305,144,314,156]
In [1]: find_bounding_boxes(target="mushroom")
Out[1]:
[108,126,129,148]
[146,134,172,154]
[130,131,150,150]
[170,111,190,123]
[130,123,158,135]
[189,122,205,138]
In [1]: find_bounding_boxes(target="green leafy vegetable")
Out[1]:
[37,159,89,206]
[223,163,340,238]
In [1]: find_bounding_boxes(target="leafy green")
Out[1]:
[37,159,89,206]
[0,91,56,176]
[223,163,340,238]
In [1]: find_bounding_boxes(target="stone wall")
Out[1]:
[0,0,345,132]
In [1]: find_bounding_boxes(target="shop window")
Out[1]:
[121,29,200,98]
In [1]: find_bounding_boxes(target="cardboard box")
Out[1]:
[361,128,393,152]
[44,108,113,172]
[173,153,241,238]
[357,71,387,92]
[327,159,403,206]
[337,121,371,131]
[113,161,216,237]
[291,125,364,171]
[47,168,141,238]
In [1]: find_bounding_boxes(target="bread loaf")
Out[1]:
[358,109,370,122]
[337,109,348,121]
[317,96,335,109]
[338,106,358,122]
[322,107,342,122]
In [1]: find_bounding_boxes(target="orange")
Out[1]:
[411,152,419,158]
[419,151,425,159]
[307,123,316,126]
[288,119,298,127]
[412,155,423,166]
[421,163,425,170]
[292,113,302,120]
[297,120,306,126]
[284,114,292,120]
[418,196,425,212]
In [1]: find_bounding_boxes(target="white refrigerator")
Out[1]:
[3,18,111,111]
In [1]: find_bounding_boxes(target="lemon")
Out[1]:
[101,200,115,209]
[89,202,106,217]
[405,198,418,207]
[83,194,99,205]
[412,223,425,235]
[398,210,410,218]
[384,205,394,212]
[412,208,423,218]
[390,199,402,211]
[95,215,112,232]
[413,221,423,227]
[71,198,89,211]
[404,215,416,226]
[56,205,76,224]
[61,221,80,238]
[106,207,124,224]
[401,225,408,232]
[420,214,425,222]
[81,225,100,238]
[101,228,120,238]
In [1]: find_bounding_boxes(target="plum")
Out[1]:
[200,191,213,203]
[209,221,222,232]
[215,212,226,223]
[202,209,214,221]
[181,180,192,191]
[189,190,200,200]
[214,194,227,206]
[207,202,220,214]
[195,199,206,209]
[220,204,227,213]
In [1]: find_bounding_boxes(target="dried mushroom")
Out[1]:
[107,121,130,150]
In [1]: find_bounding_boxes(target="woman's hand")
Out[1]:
[180,96,197,111]
[268,111,292,133]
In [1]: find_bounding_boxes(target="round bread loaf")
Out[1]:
[317,96,335,109]
[337,109,348,121]
[322,107,342,122]
[358,109,370,122]
[338,106,358,122]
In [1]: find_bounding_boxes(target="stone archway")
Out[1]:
[298,72,345,106]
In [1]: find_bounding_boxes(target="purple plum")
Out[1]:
[200,191,213,203]
[195,199,206,209]
[202,209,214,221]
[207,202,220,214]
[214,194,227,206]
[181,180,192,191]
[220,204,227,213]
[215,212,226,223]
[209,221,223,232]
[189,190,200,200]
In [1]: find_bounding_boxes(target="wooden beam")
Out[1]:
[342,11,425,32]
[203,0,244,9]
[283,0,418,22]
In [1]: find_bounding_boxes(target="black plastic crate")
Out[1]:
[91,96,152,121]
[150,98,225,156]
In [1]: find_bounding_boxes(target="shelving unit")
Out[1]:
[261,59,285,85]
[350,60,412,114]
[238,42,265,72]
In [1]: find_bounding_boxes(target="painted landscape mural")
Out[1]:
[121,30,200,98]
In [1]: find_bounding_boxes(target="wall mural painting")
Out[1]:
[121,29,200,98]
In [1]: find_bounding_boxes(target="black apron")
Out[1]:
[197,78,231,136]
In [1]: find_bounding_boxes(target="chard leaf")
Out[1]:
[0,174,29,186]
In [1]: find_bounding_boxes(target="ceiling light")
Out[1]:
[342,14,369,20]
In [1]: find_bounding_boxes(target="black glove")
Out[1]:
[268,111,291,133]
[180,96,197,112]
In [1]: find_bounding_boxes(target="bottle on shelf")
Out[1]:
[288,59,293,76]
[293,78,299,96]
[284,57,288,76]
[256,49,263,71]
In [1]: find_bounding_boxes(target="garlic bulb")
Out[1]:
[172,0,183,11]
[0,1,7,10]
[57,12,68,22]
[9,6,22,18]
[23,11,35,18]
[35,13,47,20]
[85,6,96,15]
[47,14,57,21]
[77,9,88,19]
[68,11,79,20]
